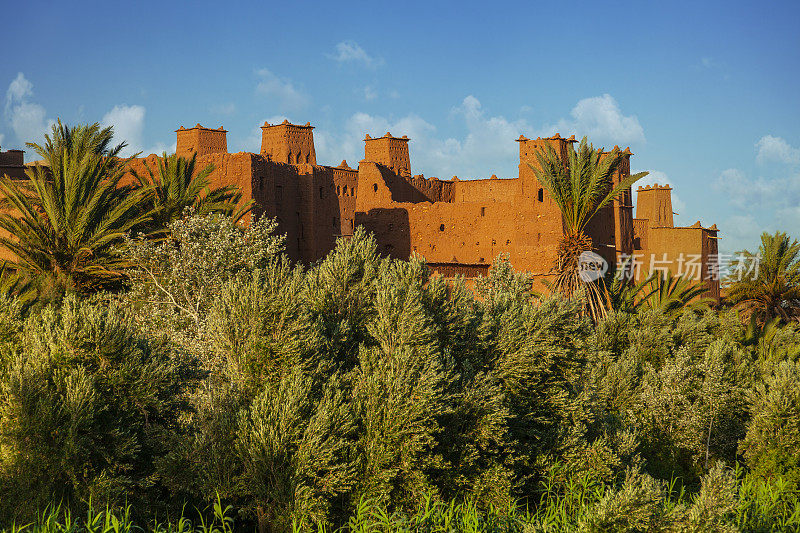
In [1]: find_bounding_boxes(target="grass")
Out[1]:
[4,471,800,533]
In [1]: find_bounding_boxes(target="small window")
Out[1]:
[373,183,378,193]
[320,187,324,199]
[305,153,310,164]
[480,207,486,216]
[388,223,394,231]
[439,224,445,232]
[538,188,544,202]
[337,185,341,195]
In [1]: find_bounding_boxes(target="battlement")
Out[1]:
[260,120,316,165]
[516,133,577,167]
[176,124,227,159]
[637,183,672,191]
[364,132,411,176]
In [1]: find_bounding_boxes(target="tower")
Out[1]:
[636,184,674,227]
[363,132,411,176]
[260,120,316,165]
[175,124,227,158]
[516,133,577,199]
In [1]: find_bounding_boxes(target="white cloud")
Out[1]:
[316,95,530,177]
[316,93,644,179]
[101,104,145,156]
[255,68,309,111]
[4,73,54,147]
[755,135,800,165]
[713,164,800,253]
[100,104,173,156]
[721,214,764,254]
[363,86,377,101]
[712,167,800,210]
[328,41,383,68]
[5,73,33,113]
[547,94,645,147]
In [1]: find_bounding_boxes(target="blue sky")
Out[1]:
[2,0,798,255]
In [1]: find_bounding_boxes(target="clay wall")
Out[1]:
[0,149,24,167]
[355,161,563,276]
[0,149,27,180]
[405,175,455,203]
[610,152,635,256]
[427,262,490,278]
[452,176,521,203]
[364,134,411,176]
[176,125,227,159]
[636,184,674,227]
[633,224,720,300]
[326,163,358,236]
[260,121,316,165]
[633,218,649,250]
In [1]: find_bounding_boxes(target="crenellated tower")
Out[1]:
[516,133,577,200]
[363,132,411,176]
[260,120,316,165]
[636,183,674,227]
[176,124,227,158]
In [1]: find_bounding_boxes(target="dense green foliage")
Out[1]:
[0,214,798,531]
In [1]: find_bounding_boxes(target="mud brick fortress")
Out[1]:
[0,121,720,298]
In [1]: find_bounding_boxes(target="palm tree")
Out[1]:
[132,151,249,233]
[0,260,37,310]
[726,231,800,323]
[606,260,656,314]
[531,137,648,319]
[645,270,712,314]
[0,121,149,293]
